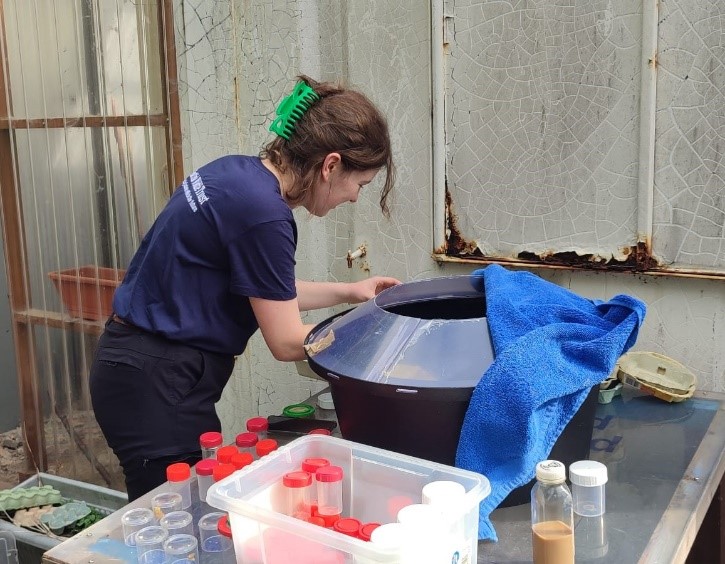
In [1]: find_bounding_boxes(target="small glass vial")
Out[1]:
[246,417,268,441]
[159,511,194,537]
[569,460,608,517]
[199,431,223,459]
[230,451,254,470]
[255,438,278,458]
[163,533,198,564]
[235,431,258,457]
[121,507,155,546]
[216,445,239,464]
[135,525,168,564]
[151,491,183,520]
[213,462,236,483]
[282,471,313,519]
[166,463,193,510]
[315,465,343,527]
[531,460,574,564]
[195,458,219,504]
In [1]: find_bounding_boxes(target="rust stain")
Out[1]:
[516,241,660,272]
[438,187,483,257]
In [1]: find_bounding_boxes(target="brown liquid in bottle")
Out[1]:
[532,520,574,564]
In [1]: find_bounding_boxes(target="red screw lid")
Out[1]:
[199,431,223,449]
[283,471,312,488]
[308,428,332,435]
[306,515,326,527]
[315,465,343,483]
[358,522,381,542]
[246,417,268,432]
[216,445,239,464]
[213,463,236,482]
[301,458,330,474]
[230,452,254,470]
[235,432,258,448]
[195,458,219,477]
[218,515,232,538]
[166,462,191,482]
[333,518,361,537]
[256,438,278,457]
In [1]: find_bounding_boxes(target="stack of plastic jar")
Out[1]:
[216,445,239,465]
[212,463,236,484]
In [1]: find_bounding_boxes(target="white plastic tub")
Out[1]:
[206,434,490,563]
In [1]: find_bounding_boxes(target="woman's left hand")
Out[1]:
[348,276,401,303]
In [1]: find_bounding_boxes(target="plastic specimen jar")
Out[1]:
[195,458,219,503]
[370,522,407,550]
[422,481,467,560]
[255,438,278,457]
[315,465,343,527]
[198,511,231,554]
[166,463,192,509]
[246,417,268,441]
[151,491,183,520]
[121,507,155,546]
[159,510,194,537]
[569,460,608,517]
[135,525,168,564]
[301,457,330,514]
[199,431,223,459]
[282,471,313,519]
[163,533,198,564]
[397,504,455,563]
[216,445,239,464]
[230,451,254,470]
[235,431,258,457]
[333,517,361,538]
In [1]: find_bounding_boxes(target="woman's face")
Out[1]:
[308,154,379,216]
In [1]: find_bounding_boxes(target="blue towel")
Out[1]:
[456,264,646,541]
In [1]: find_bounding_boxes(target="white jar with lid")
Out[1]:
[569,460,608,517]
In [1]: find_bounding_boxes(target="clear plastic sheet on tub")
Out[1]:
[305,275,495,388]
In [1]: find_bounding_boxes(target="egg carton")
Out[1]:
[0,486,63,512]
[39,502,91,535]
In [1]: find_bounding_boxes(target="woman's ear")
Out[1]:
[321,152,342,181]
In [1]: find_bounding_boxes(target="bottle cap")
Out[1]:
[218,515,232,538]
[159,510,193,529]
[199,431,223,449]
[317,393,335,410]
[333,517,361,537]
[246,417,269,432]
[396,503,444,530]
[370,522,407,549]
[166,462,191,482]
[213,463,236,482]
[535,460,566,483]
[306,515,326,527]
[230,452,254,470]
[569,460,608,486]
[358,522,381,541]
[282,403,316,418]
[194,458,219,477]
[308,428,332,435]
[422,480,466,506]
[216,445,239,464]
[235,432,258,448]
[301,457,330,473]
[283,471,312,488]
[256,438,278,456]
[315,465,343,483]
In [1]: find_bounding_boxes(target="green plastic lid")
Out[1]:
[282,403,315,418]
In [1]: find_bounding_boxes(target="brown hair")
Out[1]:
[260,75,395,217]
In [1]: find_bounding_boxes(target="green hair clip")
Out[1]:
[269,81,320,140]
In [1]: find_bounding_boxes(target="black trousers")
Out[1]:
[90,318,235,501]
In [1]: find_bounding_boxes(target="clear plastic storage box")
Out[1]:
[206,434,490,563]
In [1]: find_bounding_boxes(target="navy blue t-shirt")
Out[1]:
[113,156,297,355]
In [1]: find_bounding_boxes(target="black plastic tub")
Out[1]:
[304,275,598,506]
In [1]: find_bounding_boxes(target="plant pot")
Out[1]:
[47,266,125,322]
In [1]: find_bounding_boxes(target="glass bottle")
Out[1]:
[531,460,574,564]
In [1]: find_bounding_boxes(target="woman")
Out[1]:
[89,75,399,500]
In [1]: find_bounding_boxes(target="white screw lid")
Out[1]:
[369,522,408,549]
[535,460,566,483]
[569,460,608,486]
[422,480,466,506]
[317,393,335,410]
